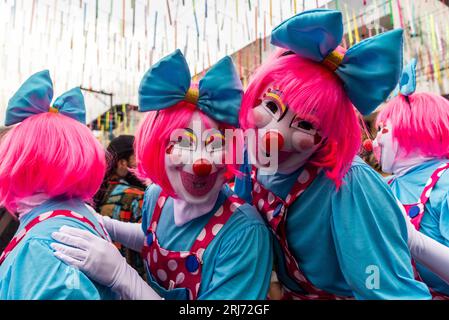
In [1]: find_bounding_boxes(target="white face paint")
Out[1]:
[249,87,324,175]
[165,112,227,204]
[373,121,398,174]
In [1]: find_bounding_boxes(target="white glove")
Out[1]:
[51,226,162,300]
[95,213,145,253]
[399,203,449,284]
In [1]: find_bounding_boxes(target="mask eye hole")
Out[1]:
[170,129,197,151]
[266,101,279,114]
[290,116,318,135]
[262,99,284,121]
[297,120,314,131]
[205,132,225,153]
[178,136,194,148]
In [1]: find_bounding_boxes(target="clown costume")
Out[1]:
[235,9,432,300]
[374,59,449,297]
[51,50,273,300]
[0,71,115,300]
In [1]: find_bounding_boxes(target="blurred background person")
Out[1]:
[94,135,147,279]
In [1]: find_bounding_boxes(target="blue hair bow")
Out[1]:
[138,49,243,127]
[271,9,404,116]
[6,70,86,126]
[397,58,417,97]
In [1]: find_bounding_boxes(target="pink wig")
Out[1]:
[135,101,235,198]
[0,113,106,213]
[240,50,361,186]
[377,93,449,159]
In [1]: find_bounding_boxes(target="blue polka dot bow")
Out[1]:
[270,9,404,116]
[6,70,86,126]
[396,58,417,97]
[138,49,243,127]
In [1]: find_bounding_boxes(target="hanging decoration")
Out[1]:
[1,0,449,128]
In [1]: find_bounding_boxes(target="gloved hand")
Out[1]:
[398,201,449,284]
[94,213,145,253]
[51,226,162,300]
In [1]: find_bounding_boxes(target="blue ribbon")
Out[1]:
[6,70,86,126]
[271,9,404,116]
[138,50,243,127]
[398,58,417,97]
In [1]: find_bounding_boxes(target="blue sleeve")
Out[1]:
[198,223,273,300]
[5,239,107,300]
[234,150,253,203]
[331,164,431,300]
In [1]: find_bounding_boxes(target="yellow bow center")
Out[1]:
[322,50,345,72]
[184,88,200,105]
[49,106,59,114]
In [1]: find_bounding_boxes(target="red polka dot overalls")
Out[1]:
[251,164,353,300]
[389,162,449,300]
[0,210,110,266]
[141,192,245,300]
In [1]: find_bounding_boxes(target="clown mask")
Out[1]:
[165,112,227,204]
[249,87,324,175]
[373,121,398,174]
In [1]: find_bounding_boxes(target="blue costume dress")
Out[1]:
[0,198,117,300]
[140,184,273,300]
[387,159,449,295]
[235,155,431,300]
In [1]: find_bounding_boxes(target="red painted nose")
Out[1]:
[363,139,374,153]
[193,159,212,177]
[263,131,285,153]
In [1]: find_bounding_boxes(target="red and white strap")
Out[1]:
[0,210,109,266]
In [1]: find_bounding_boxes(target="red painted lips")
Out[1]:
[180,170,219,197]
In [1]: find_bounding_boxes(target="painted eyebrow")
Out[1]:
[265,92,288,115]
[170,128,197,144]
[184,128,197,142]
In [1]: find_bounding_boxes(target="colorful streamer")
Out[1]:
[344,4,354,46]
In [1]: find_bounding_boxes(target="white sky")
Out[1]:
[0,0,331,124]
